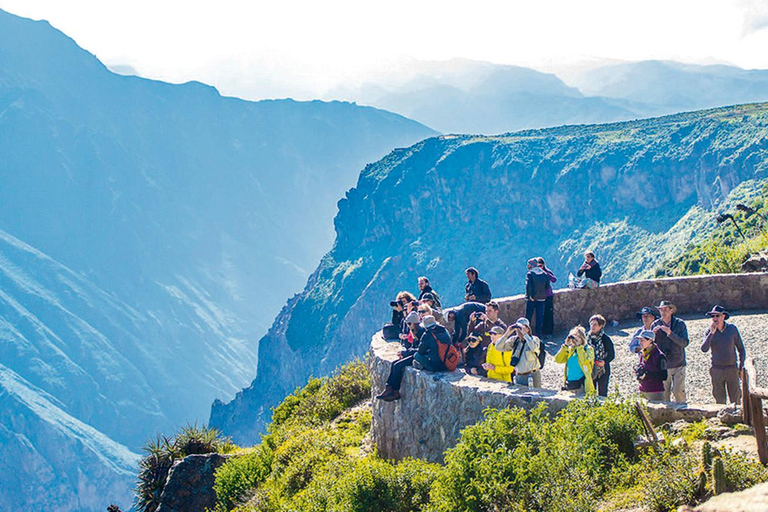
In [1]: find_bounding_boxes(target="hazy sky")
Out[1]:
[3,0,768,100]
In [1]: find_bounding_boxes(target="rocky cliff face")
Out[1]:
[211,103,768,444]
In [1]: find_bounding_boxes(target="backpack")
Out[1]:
[382,324,400,340]
[432,331,461,371]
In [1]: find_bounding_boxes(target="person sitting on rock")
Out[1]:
[588,314,615,397]
[463,334,487,377]
[554,326,595,394]
[634,329,668,402]
[482,326,515,382]
[507,318,542,388]
[629,307,660,353]
[420,292,442,317]
[701,305,746,405]
[576,251,602,287]
[376,315,450,402]
[652,300,689,403]
[389,291,415,327]
[464,267,492,304]
[417,276,442,309]
[399,311,424,351]
[467,300,506,348]
[445,301,487,346]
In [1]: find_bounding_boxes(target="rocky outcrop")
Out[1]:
[679,482,768,511]
[213,102,768,445]
[156,454,230,512]
[742,251,768,273]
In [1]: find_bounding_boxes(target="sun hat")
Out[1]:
[422,315,437,328]
[705,305,730,320]
[636,306,660,319]
[404,312,420,324]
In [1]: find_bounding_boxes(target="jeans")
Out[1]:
[710,366,741,404]
[525,300,545,336]
[663,365,686,403]
[515,370,542,388]
[593,366,611,397]
[543,296,554,336]
[386,355,414,391]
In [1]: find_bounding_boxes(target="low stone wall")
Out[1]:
[493,273,768,330]
[371,273,768,464]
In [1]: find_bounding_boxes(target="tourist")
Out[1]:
[629,307,660,353]
[376,315,450,402]
[588,314,615,397]
[464,267,492,304]
[537,257,557,336]
[467,300,507,347]
[417,276,442,309]
[525,258,550,336]
[463,334,487,377]
[446,301,487,346]
[576,251,602,287]
[652,300,689,403]
[554,326,595,394]
[701,305,746,404]
[482,326,515,382]
[399,311,424,350]
[634,329,668,402]
[508,318,542,388]
[389,291,415,327]
[420,292,442,316]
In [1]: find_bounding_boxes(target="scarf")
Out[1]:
[641,344,655,362]
[589,330,606,362]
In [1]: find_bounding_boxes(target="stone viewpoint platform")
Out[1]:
[370,273,768,464]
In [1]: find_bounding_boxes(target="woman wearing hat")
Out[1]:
[482,326,515,382]
[651,300,689,403]
[634,330,668,401]
[701,305,746,404]
[554,326,595,394]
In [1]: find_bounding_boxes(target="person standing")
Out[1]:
[588,315,615,397]
[537,257,557,336]
[576,251,602,287]
[507,318,542,388]
[701,305,746,404]
[652,300,689,403]
[635,330,668,402]
[464,267,492,304]
[554,326,595,394]
[417,276,442,309]
[629,307,660,353]
[525,258,550,336]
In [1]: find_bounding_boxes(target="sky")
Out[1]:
[2,0,768,100]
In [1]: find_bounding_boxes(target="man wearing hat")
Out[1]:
[629,307,660,353]
[701,305,746,404]
[652,300,690,402]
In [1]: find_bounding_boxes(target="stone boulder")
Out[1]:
[156,453,230,512]
[741,251,768,273]
[678,481,768,511]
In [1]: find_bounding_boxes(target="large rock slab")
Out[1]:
[679,482,768,511]
[156,453,230,512]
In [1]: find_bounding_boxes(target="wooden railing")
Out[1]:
[742,358,768,464]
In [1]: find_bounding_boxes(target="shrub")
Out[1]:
[214,445,274,510]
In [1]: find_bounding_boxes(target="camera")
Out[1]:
[390,300,400,307]
[634,364,647,382]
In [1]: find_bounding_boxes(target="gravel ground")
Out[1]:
[536,310,768,404]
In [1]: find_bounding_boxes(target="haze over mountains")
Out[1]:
[0,8,433,510]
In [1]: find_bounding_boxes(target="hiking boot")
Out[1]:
[376,386,394,400]
[381,390,401,401]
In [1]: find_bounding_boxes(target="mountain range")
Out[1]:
[211,102,768,444]
[0,8,433,510]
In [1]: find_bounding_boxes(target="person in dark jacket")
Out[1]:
[463,334,487,377]
[576,251,602,287]
[390,291,416,327]
[468,300,507,348]
[588,314,615,397]
[376,315,448,401]
[537,257,557,336]
[464,267,492,304]
[399,311,424,351]
[652,300,689,403]
[417,276,442,309]
[701,305,746,404]
[635,329,668,401]
[525,258,550,336]
[446,302,486,345]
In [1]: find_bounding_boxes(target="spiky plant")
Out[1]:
[107,505,122,512]
[135,435,175,512]
[702,441,713,471]
[712,457,727,495]
[173,423,223,456]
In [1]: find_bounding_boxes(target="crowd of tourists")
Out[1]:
[376,255,747,407]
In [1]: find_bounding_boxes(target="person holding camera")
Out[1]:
[701,305,746,404]
[389,291,416,326]
[554,326,595,394]
[482,326,515,382]
[576,251,602,288]
[464,267,492,304]
[445,301,487,346]
[634,330,668,401]
[467,301,506,348]
[463,334,487,377]
[399,311,424,350]
[629,307,660,353]
[507,318,542,388]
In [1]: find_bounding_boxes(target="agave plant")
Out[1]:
[135,435,175,512]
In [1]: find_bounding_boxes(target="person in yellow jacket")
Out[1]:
[482,326,515,382]
[554,325,595,394]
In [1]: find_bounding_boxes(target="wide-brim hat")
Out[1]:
[705,305,730,320]
[636,306,660,320]
[656,300,676,312]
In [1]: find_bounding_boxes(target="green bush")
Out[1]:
[641,451,701,512]
[214,445,274,510]
[721,449,768,492]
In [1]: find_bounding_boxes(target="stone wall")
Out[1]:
[494,273,768,330]
[371,273,768,464]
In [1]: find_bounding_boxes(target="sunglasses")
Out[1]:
[567,335,575,340]
[417,309,428,313]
